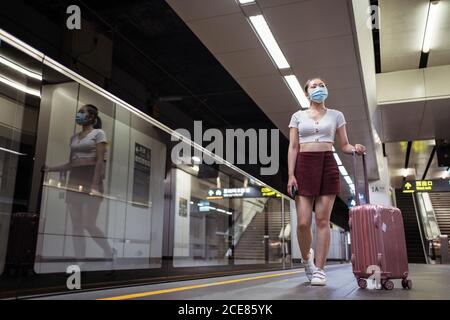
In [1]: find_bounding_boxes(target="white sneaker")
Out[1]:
[301,248,317,281]
[311,269,327,286]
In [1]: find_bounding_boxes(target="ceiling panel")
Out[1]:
[380,101,425,142]
[296,65,362,90]
[237,74,291,98]
[165,0,240,22]
[379,0,428,72]
[216,48,278,79]
[428,0,450,66]
[252,93,299,114]
[346,129,374,151]
[187,13,261,54]
[338,105,368,122]
[265,111,294,137]
[281,35,359,70]
[424,65,450,97]
[262,0,352,44]
[326,87,366,107]
[257,0,306,9]
[420,98,450,139]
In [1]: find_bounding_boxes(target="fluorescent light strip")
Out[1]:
[0,56,42,80]
[239,0,256,3]
[344,176,353,185]
[339,165,349,177]
[0,147,26,156]
[249,15,290,69]
[0,74,41,97]
[284,75,310,109]
[333,153,343,166]
[422,1,439,53]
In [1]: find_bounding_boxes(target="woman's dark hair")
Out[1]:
[84,104,102,129]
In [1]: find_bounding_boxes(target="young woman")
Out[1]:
[44,104,114,263]
[287,78,366,286]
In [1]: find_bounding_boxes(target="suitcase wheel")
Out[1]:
[382,280,394,291]
[357,278,367,289]
[402,279,413,290]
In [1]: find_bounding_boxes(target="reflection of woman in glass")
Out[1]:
[44,104,114,263]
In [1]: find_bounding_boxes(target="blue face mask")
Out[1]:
[75,112,87,125]
[308,86,328,103]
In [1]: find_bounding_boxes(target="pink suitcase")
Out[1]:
[348,153,412,290]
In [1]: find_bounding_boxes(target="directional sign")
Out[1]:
[206,187,282,200]
[403,182,414,193]
[402,179,450,193]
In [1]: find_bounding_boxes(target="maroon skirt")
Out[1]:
[294,151,340,197]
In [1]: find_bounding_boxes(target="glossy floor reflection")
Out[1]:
[30,264,450,300]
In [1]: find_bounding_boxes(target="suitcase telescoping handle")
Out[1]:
[351,151,370,206]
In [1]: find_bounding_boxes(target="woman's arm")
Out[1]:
[287,128,299,195]
[336,125,366,155]
[45,162,72,172]
[288,128,299,177]
[91,142,107,191]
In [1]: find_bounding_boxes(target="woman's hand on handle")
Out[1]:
[287,175,298,197]
[354,144,366,156]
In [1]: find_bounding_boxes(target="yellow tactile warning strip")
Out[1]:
[97,270,304,300]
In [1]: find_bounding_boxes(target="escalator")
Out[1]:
[395,189,427,263]
[428,193,450,237]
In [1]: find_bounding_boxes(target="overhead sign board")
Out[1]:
[207,187,282,200]
[402,179,450,194]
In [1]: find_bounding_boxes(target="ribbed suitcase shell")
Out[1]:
[349,204,409,281]
[348,153,411,289]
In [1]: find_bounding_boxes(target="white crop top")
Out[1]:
[70,129,108,160]
[288,108,346,144]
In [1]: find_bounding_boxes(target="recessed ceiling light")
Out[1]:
[344,176,353,185]
[284,75,310,109]
[339,166,349,177]
[239,0,256,4]
[422,1,440,53]
[334,153,343,166]
[249,15,290,69]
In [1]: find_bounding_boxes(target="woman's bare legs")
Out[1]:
[314,194,336,270]
[295,195,314,261]
[68,202,86,260]
[82,197,114,258]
